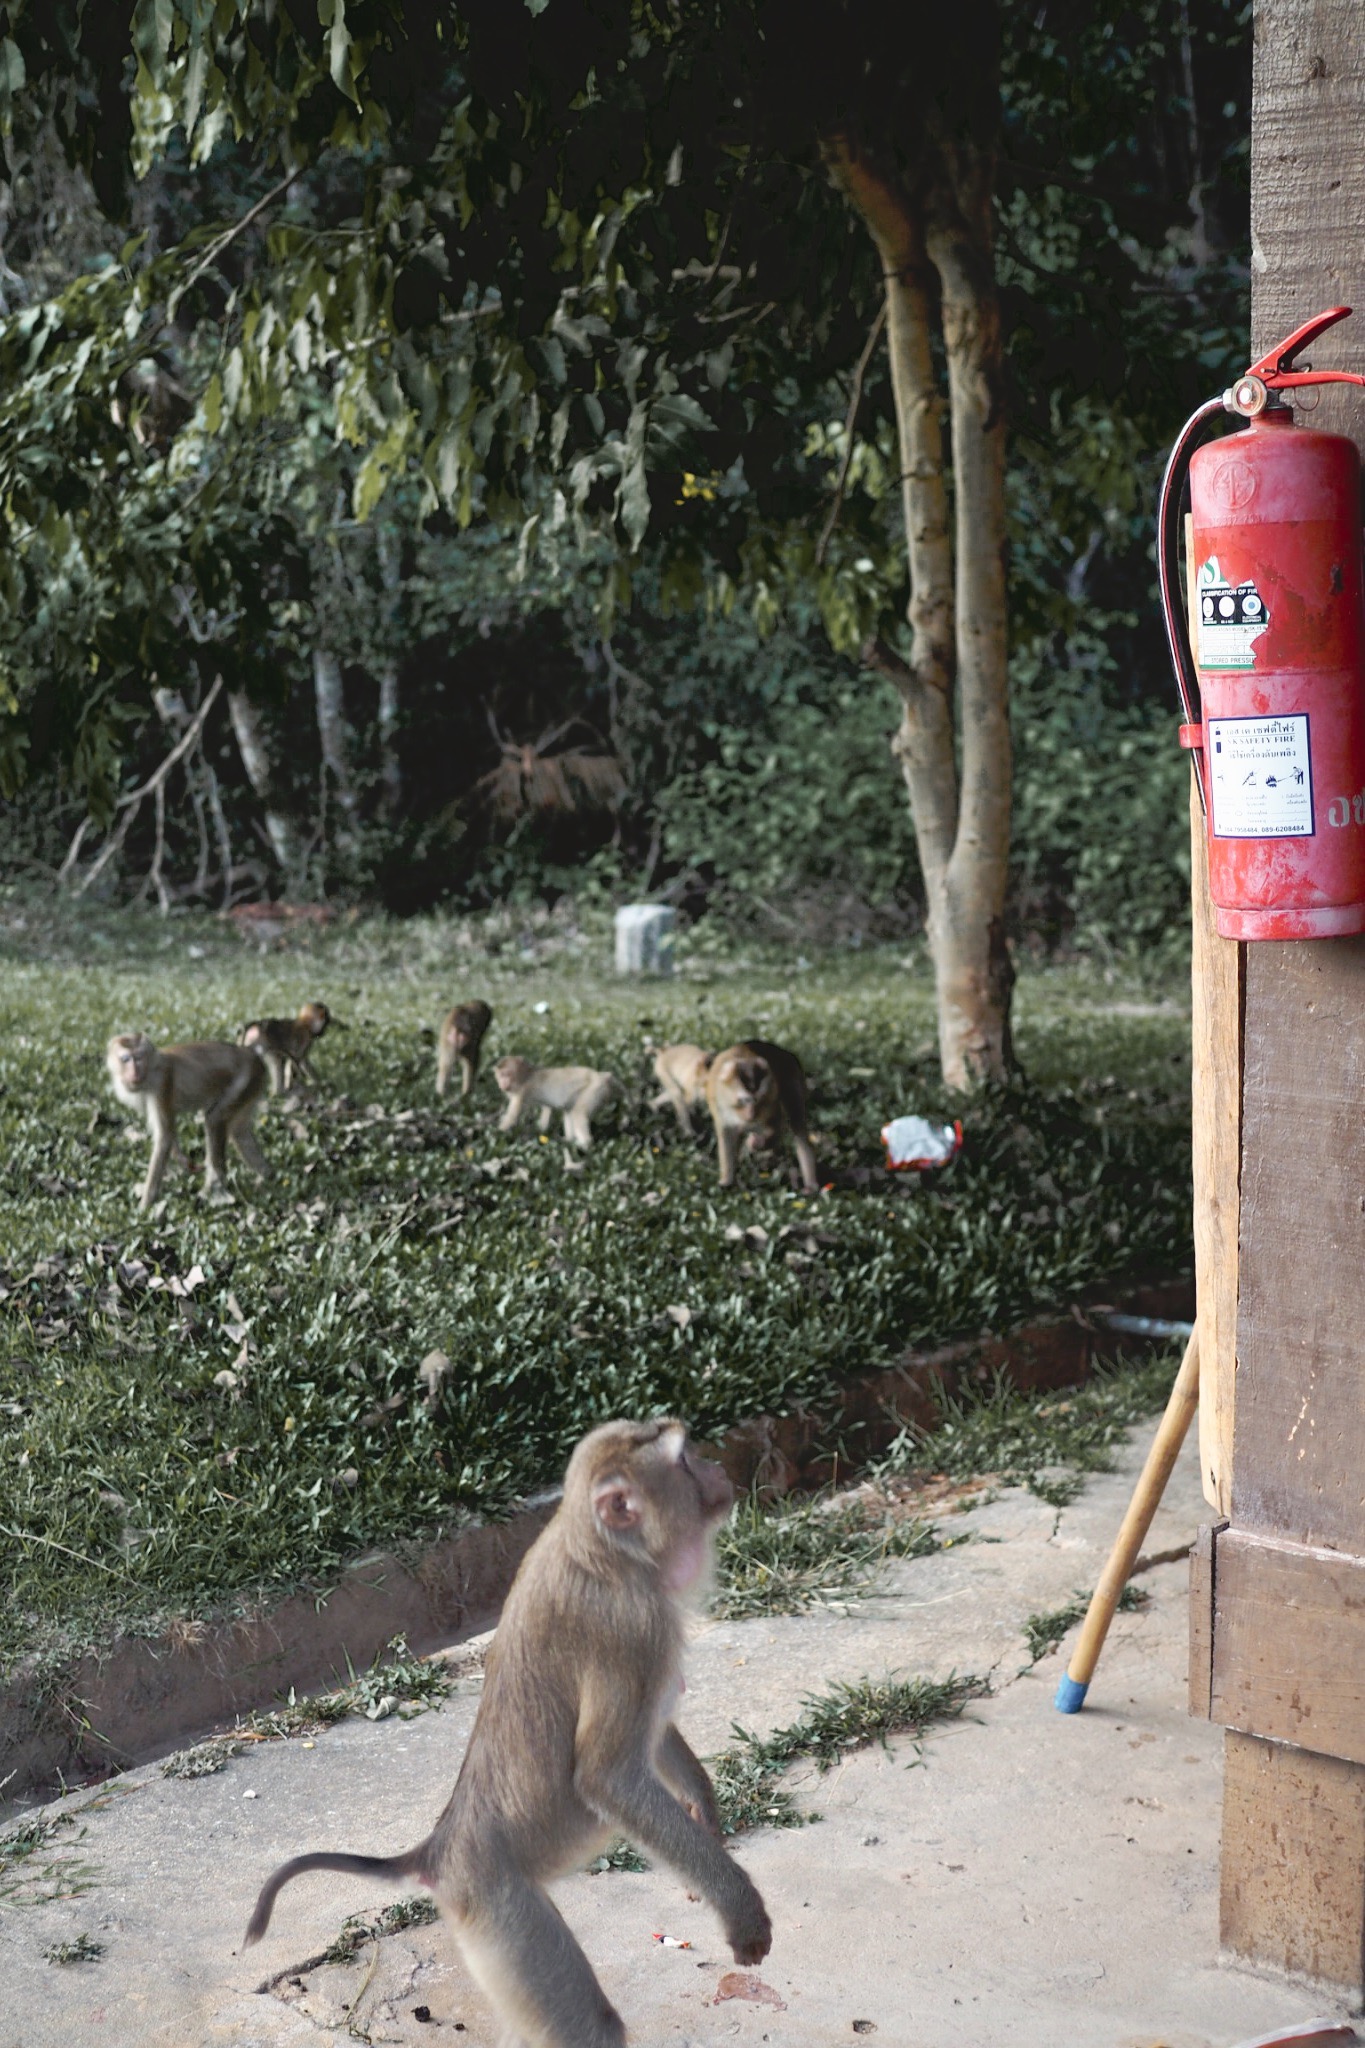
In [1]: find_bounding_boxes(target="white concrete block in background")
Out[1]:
[615,903,675,975]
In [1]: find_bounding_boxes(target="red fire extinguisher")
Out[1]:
[1159,305,1365,939]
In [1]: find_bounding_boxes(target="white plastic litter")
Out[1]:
[881,1115,963,1173]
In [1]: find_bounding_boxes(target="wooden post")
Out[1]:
[1199,0,1365,1991]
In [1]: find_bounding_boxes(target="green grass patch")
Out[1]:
[42,1932,104,1965]
[322,1893,440,1967]
[713,1490,942,1619]
[881,1346,1183,1507]
[0,893,1191,1666]
[159,1633,455,1779]
[1021,1584,1149,1665]
[713,1671,990,1834]
[0,1808,96,1906]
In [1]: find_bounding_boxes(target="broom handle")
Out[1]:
[1055,1327,1200,1713]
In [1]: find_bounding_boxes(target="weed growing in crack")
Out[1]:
[1022,1583,1149,1665]
[161,1634,455,1778]
[712,1671,989,1835]
[713,1491,942,1620]
[322,1894,439,1966]
[43,1933,104,1965]
[586,1839,650,1873]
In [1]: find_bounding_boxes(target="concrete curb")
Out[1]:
[0,1277,1191,1804]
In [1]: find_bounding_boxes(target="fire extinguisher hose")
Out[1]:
[1156,395,1229,813]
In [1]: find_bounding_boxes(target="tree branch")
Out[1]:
[72,675,225,897]
[816,301,888,565]
[173,169,304,308]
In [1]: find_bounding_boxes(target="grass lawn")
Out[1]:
[0,890,1193,1674]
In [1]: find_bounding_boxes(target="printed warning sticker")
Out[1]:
[1197,556,1270,671]
[1207,713,1314,839]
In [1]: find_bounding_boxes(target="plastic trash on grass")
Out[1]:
[881,1115,963,1173]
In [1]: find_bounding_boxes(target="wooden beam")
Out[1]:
[1187,1521,1218,1720]
[1209,1528,1365,1761]
[1222,1730,1365,1990]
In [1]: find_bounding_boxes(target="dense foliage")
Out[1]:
[0,0,1246,957]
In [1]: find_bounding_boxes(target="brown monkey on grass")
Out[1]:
[435,999,493,1099]
[239,1001,335,1094]
[493,1054,617,1150]
[649,1042,712,1136]
[106,1034,270,1211]
[244,1419,771,2048]
[706,1039,820,1194]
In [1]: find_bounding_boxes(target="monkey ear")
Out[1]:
[592,1479,643,1532]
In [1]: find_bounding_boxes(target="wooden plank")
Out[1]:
[1209,1529,1365,1762]
[1222,1729,1365,1992]
[1189,775,1243,1514]
[1187,1522,1218,1721]
[1234,939,1365,1549]
[1186,509,1242,1515]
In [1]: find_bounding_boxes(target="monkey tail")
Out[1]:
[243,1847,428,1947]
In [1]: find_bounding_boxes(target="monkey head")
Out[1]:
[107,1031,155,1102]
[568,1419,733,1594]
[724,1053,774,1124]
[298,1002,331,1039]
[493,1054,533,1094]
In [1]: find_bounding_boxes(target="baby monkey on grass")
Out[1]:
[245,1419,771,2048]
[238,1001,337,1094]
[494,1054,618,1150]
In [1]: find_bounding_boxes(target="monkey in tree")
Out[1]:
[435,999,493,1099]
[494,1054,617,1150]
[238,1001,335,1094]
[649,1042,712,1136]
[244,1419,770,2046]
[706,1040,820,1194]
[105,1034,271,1211]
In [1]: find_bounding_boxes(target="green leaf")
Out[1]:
[321,0,360,107]
[131,0,174,88]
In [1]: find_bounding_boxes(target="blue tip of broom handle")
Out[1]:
[1054,1674,1089,1714]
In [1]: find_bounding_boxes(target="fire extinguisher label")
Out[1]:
[1208,714,1315,839]
[1196,557,1270,671]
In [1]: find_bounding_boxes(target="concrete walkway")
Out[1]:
[3,1426,1357,2047]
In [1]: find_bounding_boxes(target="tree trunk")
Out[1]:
[227,687,307,887]
[313,647,361,843]
[824,135,1013,1087]
[375,525,403,818]
[927,153,1014,1078]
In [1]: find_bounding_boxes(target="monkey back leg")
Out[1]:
[201,1112,230,1191]
[450,1879,625,2048]
[228,1108,271,1177]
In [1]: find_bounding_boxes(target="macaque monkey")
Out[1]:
[436,999,493,1099]
[106,1033,271,1211]
[245,1419,771,2047]
[494,1054,617,1150]
[238,1001,335,1094]
[706,1039,820,1194]
[649,1043,712,1136]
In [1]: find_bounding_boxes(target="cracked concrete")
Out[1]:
[3,1423,1357,2047]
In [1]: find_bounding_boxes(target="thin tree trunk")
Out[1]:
[824,137,1012,1086]
[313,648,360,842]
[227,687,307,886]
[927,166,1014,1078]
[375,525,403,818]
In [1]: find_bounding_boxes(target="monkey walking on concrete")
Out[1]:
[244,1419,771,2048]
